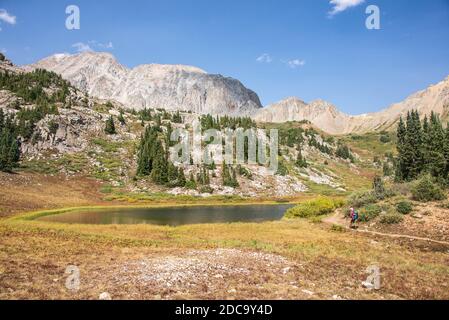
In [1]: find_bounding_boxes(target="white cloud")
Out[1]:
[328,0,365,16]
[0,9,16,25]
[256,53,272,63]
[72,42,93,52]
[285,59,306,69]
[1,48,7,54]
[97,41,113,49]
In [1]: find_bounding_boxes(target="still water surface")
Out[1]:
[38,205,293,226]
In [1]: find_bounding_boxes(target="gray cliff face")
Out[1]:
[25,52,262,116]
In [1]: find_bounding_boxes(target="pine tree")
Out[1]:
[167,161,178,183]
[444,124,449,179]
[231,167,239,187]
[104,115,116,134]
[165,122,173,147]
[150,140,168,184]
[428,112,446,178]
[295,146,307,168]
[422,115,431,172]
[395,116,407,181]
[0,113,20,172]
[117,111,126,125]
[178,167,187,187]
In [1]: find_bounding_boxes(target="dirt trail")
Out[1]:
[323,210,449,246]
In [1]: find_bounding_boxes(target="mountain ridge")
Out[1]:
[255,75,449,134]
[24,51,449,135]
[25,51,262,116]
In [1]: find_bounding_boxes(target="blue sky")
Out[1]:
[0,0,448,115]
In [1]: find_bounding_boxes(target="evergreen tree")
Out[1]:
[178,167,187,187]
[117,111,126,125]
[295,145,307,168]
[165,122,173,147]
[150,140,168,184]
[0,110,20,172]
[167,161,179,183]
[428,112,446,178]
[444,123,449,178]
[395,116,407,181]
[172,110,182,123]
[136,125,158,176]
[104,115,116,134]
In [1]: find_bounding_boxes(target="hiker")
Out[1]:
[350,208,359,229]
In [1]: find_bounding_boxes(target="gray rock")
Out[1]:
[25,52,262,116]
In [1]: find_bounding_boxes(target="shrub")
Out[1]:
[184,180,197,190]
[285,197,345,219]
[380,213,404,224]
[48,120,59,135]
[379,134,391,143]
[348,191,377,208]
[198,185,214,194]
[396,201,413,215]
[104,115,116,135]
[411,175,446,202]
[276,160,288,176]
[0,53,5,61]
[359,204,382,222]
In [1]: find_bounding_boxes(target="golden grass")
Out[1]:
[1,202,448,299]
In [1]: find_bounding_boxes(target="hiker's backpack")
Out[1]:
[354,211,359,220]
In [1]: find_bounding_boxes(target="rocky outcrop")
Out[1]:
[25,52,262,116]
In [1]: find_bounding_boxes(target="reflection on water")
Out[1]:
[38,205,293,226]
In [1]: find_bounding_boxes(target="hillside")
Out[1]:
[0,55,387,203]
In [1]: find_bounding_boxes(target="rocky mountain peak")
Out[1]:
[25,51,262,116]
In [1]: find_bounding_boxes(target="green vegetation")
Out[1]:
[222,163,239,188]
[104,116,116,135]
[284,197,345,219]
[0,69,72,143]
[307,131,333,155]
[379,133,391,143]
[359,204,382,222]
[237,165,252,179]
[200,114,256,131]
[396,201,413,215]
[396,111,449,183]
[295,146,308,168]
[117,111,126,125]
[0,109,20,172]
[137,124,185,187]
[348,190,377,208]
[278,126,304,147]
[380,213,404,224]
[411,174,446,202]
[335,143,354,162]
[276,160,289,176]
[0,69,70,105]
